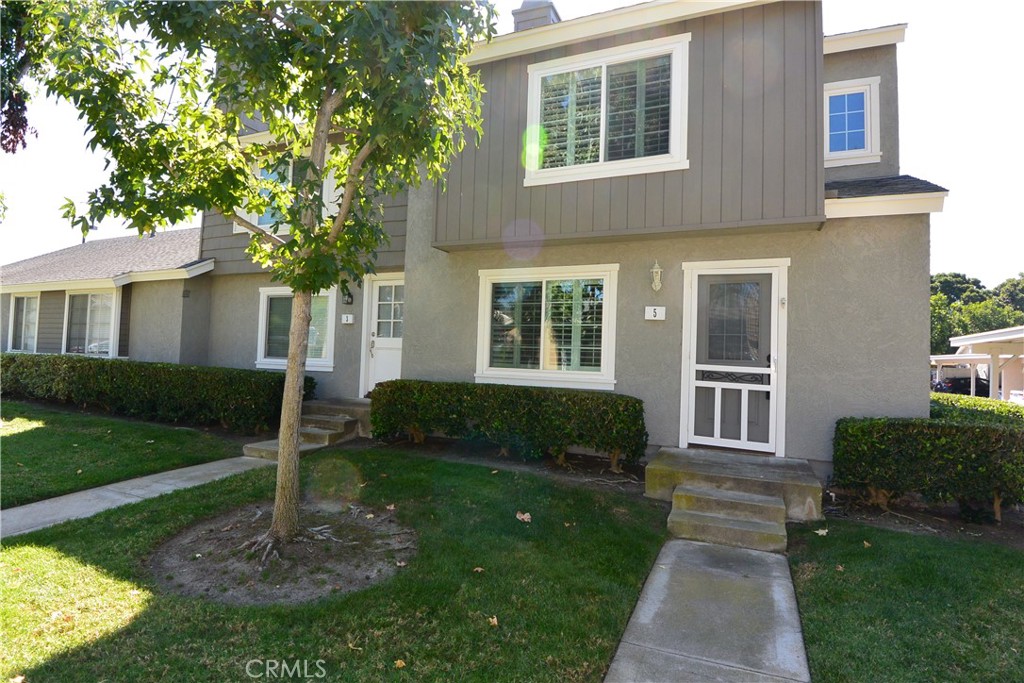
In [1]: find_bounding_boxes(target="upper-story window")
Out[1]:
[824,77,881,168]
[233,157,339,234]
[524,34,690,187]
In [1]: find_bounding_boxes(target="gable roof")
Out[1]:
[1,228,212,291]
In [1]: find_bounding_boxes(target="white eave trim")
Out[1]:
[949,325,1024,347]
[470,0,768,65]
[2,260,214,294]
[824,191,947,219]
[824,24,907,55]
[111,259,215,286]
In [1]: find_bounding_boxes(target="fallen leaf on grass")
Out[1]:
[380,473,388,478]
[473,567,485,573]
[394,659,406,669]
[365,513,375,520]
[488,615,498,627]
[76,469,83,475]
[813,528,828,536]
[10,675,26,683]
[516,511,532,523]
[835,564,844,572]
[490,470,498,474]
[396,561,407,568]
[386,504,396,511]
[863,541,872,548]
[146,440,155,444]
[347,642,362,652]
[16,462,23,467]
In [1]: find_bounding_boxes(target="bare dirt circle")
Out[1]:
[147,501,417,606]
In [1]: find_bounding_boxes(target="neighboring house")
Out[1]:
[931,326,1024,402]
[1,229,212,364]
[1,1,947,480]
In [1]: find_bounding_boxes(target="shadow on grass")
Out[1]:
[2,448,668,683]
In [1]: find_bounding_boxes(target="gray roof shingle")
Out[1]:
[1,228,205,287]
[824,174,947,199]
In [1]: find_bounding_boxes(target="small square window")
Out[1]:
[824,77,881,167]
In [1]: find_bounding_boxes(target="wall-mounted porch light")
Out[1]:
[651,261,663,292]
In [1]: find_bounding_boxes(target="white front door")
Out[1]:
[680,260,788,455]
[362,275,404,394]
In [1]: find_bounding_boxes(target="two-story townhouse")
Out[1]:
[1,0,944,481]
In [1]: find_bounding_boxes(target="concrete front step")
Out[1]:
[303,398,371,437]
[300,425,352,446]
[242,439,327,460]
[673,485,787,525]
[300,413,357,432]
[667,509,787,553]
[647,447,822,522]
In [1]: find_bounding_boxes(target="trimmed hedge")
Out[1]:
[1,353,315,433]
[369,379,648,471]
[930,392,1024,427]
[833,416,1024,521]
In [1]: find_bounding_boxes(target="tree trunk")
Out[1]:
[269,289,313,542]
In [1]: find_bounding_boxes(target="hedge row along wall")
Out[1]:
[833,415,1024,522]
[369,379,648,472]
[929,392,1024,427]
[1,353,315,434]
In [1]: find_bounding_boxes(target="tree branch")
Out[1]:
[222,210,287,246]
[327,140,376,244]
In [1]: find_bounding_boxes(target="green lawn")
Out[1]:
[0,448,668,682]
[789,520,1024,683]
[0,400,242,507]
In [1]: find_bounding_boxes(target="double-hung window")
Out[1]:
[524,34,690,186]
[9,295,39,352]
[256,286,337,371]
[824,77,881,167]
[476,265,618,390]
[65,292,115,356]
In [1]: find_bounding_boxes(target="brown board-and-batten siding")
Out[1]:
[199,191,410,275]
[434,1,824,249]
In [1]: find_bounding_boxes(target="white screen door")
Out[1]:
[365,277,404,393]
[682,263,786,454]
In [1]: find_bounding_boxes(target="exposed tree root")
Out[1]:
[238,532,281,567]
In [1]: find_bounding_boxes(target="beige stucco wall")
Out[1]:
[128,280,186,363]
[403,182,931,478]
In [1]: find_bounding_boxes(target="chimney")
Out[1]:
[512,0,561,32]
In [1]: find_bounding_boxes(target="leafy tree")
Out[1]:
[0,0,37,152]
[17,1,494,551]
[930,293,955,354]
[994,273,1024,313]
[930,272,991,305]
[954,299,1024,338]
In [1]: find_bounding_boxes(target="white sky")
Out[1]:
[1,0,1021,288]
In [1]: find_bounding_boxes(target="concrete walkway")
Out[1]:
[605,539,811,683]
[1,457,274,538]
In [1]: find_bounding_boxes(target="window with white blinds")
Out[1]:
[257,287,336,371]
[525,34,690,186]
[9,295,39,352]
[477,265,618,391]
[65,292,114,356]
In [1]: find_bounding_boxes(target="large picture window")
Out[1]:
[9,295,39,352]
[256,286,336,371]
[65,292,114,356]
[477,265,618,390]
[525,34,689,186]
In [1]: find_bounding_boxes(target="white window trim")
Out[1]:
[475,264,618,391]
[824,77,881,168]
[61,289,120,359]
[233,156,340,234]
[7,293,40,353]
[524,34,690,187]
[256,286,337,372]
